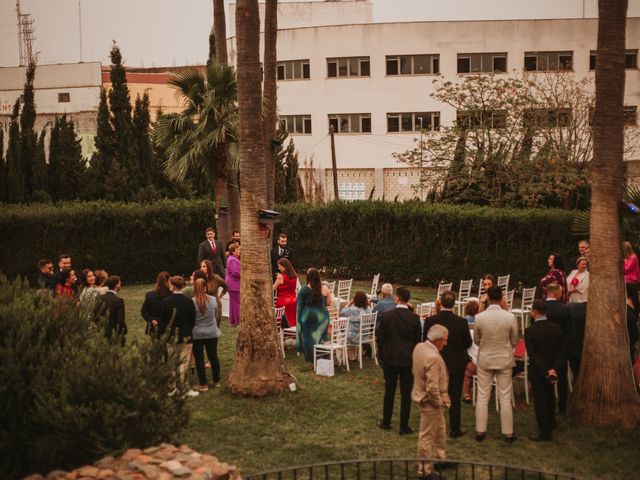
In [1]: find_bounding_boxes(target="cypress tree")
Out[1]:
[87,88,113,198]
[132,92,153,187]
[5,100,24,203]
[283,138,300,203]
[47,117,63,200]
[30,129,48,200]
[19,62,37,200]
[108,44,138,192]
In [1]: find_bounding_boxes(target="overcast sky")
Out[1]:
[0,0,638,68]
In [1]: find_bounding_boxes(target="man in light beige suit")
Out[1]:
[474,286,519,443]
[412,324,450,480]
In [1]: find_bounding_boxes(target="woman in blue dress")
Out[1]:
[296,268,332,361]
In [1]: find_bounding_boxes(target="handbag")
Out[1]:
[315,358,335,377]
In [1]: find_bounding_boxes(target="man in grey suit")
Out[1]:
[474,286,519,443]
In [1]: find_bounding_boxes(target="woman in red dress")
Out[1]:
[273,258,298,327]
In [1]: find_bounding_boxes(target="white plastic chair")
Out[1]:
[325,281,336,296]
[424,282,453,312]
[497,274,510,293]
[511,287,536,334]
[456,279,473,315]
[274,306,286,358]
[355,312,378,369]
[367,273,381,301]
[314,317,350,373]
[478,278,487,298]
[415,303,432,318]
[335,279,353,309]
[513,352,530,405]
[505,289,515,311]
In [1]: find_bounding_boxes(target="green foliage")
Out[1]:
[274,128,301,204]
[278,201,581,287]
[0,199,215,284]
[5,101,24,203]
[48,115,87,201]
[133,92,154,186]
[0,274,189,478]
[30,130,48,195]
[19,62,37,199]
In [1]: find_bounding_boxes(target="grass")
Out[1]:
[120,282,640,479]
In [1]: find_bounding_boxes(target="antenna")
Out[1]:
[78,1,83,62]
[16,0,35,66]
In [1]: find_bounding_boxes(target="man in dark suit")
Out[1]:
[197,227,226,276]
[423,290,473,438]
[525,300,565,441]
[545,283,571,414]
[376,287,422,435]
[271,233,293,277]
[566,302,587,379]
[98,275,127,345]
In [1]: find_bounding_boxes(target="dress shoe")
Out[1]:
[399,427,414,435]
[378,421,391,430]
[449,430,466,439]
[504,435,517,443]
[528,434,552,442]
[475,432,486,442]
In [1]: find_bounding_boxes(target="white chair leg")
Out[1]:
[344,346,350,372]
[359,344,363,370]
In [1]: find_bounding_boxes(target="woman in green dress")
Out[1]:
[296,268,332,361]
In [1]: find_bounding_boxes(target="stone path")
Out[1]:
[24,443,241,480]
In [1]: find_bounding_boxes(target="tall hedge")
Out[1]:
[277,201,580,289]
[2,199,631,288]
[0,199,215,284]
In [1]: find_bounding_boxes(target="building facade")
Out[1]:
[0,62,102,159]
[227,3,640,201]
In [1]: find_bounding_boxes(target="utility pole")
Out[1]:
[330,125,339,201]
[16,0,35,66]
[78,1,83,62]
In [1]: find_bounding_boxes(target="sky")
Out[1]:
[0,0,638,68]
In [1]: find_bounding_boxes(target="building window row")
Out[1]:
[387,112,440,132]
[277,50,639,81]
[280,114,312,134]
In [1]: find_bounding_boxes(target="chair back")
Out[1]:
[506,290,515,310]
[274,306,286,332]
[478,278,486,298]
[370,274,381,297]
[337,279,353,301]
[458,279,473,303]
[359,312,378,341]
[521,287,536,310]
[415,303,431,317]
[497,274,510,293]
[326,281,336,295]
[330,318,349,345]
[327,303,339,322]
[437,282,452,297]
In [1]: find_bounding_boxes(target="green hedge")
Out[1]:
[0,199,215,284]
[277,201,580,288]
[2,199,631,289]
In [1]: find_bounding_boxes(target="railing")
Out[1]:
[244,458,579,480]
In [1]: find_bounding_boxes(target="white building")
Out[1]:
[0,62,102,158]
[227,1,640,201]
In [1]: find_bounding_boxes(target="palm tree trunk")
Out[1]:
[213,0,228,64]
[227,173,241,234]
[213,170,231,244]
[569,0,640,428]
[263,0,278,209]
[226,0,291,396]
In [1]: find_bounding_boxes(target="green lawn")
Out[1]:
[120,283,640,479]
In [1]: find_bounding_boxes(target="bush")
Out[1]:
[0,199,215,284]
[278,201,581,288]
[0,275,189,478]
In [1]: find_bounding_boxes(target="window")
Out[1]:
[279,115,312,134]
[58,92,70,103]
[457,53,507,73]
[624,106,638,126]
[327,57,370,78]
[387,112,440,132]
[386,54,439,75]
[590,49,638,70]
[328,113,371,133]
[457,110,507,129]
[277,59,310,80]
[524,51,573,72]
[523,108,572,129]
[338,182,365,201]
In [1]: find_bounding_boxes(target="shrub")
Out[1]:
[0,274,189,478]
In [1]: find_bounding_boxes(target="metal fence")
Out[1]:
[244,458,579,480]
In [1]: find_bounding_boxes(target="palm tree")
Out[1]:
[213,0,228,64]
[569,0,640,427]
[226,0,291,396]
[154,58,239,242]
[263,0,278,209]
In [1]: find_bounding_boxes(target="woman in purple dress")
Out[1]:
[225,244,241,326]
